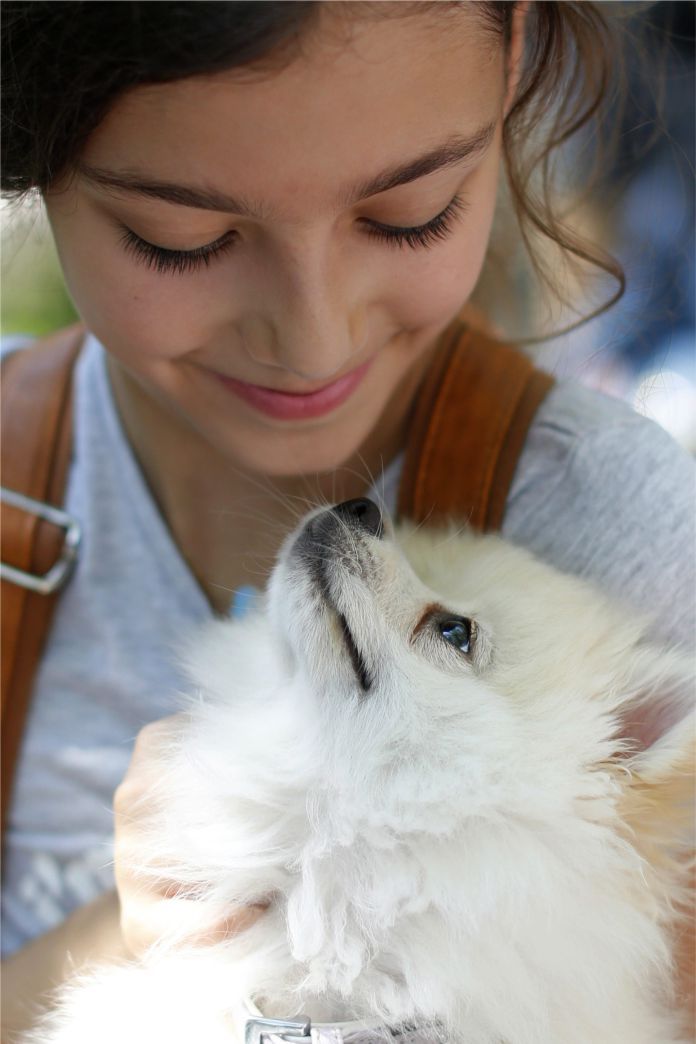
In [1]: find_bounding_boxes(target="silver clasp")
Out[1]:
[1,487,81,594]
[245,1015,312,1044]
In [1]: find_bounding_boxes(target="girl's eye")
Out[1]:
[363,193,469,250]
[118,192,469,275]
[118,226,238,276]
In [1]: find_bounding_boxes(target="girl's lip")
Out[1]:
[213,357,374,420]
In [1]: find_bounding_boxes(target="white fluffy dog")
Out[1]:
[27,500,694,1044]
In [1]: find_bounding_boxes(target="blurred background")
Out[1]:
[528,0,696,455]
[2,0,695,452]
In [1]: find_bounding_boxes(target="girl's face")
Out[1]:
[46,5,516,478]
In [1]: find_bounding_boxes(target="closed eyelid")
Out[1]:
[116,190,466,254]
[114,190,468,274]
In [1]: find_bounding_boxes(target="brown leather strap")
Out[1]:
[1,323,85,837]
[398,320,555,530]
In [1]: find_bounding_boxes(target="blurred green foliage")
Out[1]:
[1,200,78,337]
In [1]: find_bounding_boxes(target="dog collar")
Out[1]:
[239,996,433,1043]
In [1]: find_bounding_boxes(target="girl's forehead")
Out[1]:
[80,8,504,210]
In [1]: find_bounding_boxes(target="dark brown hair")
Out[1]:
[1,1,631,329]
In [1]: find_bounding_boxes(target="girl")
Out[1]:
[2,2,694,1036]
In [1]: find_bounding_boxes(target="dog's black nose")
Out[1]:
[331,498,384,538]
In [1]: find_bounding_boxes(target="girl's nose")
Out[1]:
[244,305,367,383]
[241,244,369,382]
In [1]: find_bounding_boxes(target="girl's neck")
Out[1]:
[105,354,428,614]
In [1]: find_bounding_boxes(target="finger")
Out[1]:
[125,713,187,778]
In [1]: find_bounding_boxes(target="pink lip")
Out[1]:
[213,357,373,420]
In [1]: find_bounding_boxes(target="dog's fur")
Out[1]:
[26,506,694,1044]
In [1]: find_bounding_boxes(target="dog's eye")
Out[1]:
[438,617,472,655]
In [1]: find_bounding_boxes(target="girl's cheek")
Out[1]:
[46,193,196,340]
[385,213,497,330]
[53,233,205,358]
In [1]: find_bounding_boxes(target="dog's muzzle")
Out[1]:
[298,498,384,553]
[292,496,384,599]
[293,499,383,694]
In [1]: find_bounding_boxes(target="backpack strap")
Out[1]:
[398,320,555,530]
[1,323,85,837]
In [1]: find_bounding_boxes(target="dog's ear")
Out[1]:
[615,678,694,860]
[612,643,694,773]
[609,641,693,896]
[610,643,693,881]
[612,647,695,1020]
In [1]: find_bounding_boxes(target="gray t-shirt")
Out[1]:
[2,333,694,956]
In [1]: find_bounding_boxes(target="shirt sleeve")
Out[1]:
[502,380,696,654]
[1,334,35,358]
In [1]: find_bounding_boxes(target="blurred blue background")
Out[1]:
[532,0,695,452]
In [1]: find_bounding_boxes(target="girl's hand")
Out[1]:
[1,892,125,1039]
[113,715,266,957]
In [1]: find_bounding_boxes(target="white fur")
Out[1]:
[25,512,695,1044]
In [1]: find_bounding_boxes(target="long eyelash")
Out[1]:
[365,193,469,250]
[119,192,469,275]
[118,227,237,275]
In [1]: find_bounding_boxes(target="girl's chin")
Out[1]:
[220,441,369,480]
[206,417,379,479]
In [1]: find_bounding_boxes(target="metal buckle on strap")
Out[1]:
[245,1016,313,1044]
[0,487,81,594]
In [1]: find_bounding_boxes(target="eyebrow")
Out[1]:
[78,122,496,219]
[410,602,445,643]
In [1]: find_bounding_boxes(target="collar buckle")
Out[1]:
[245,1015,313,1044]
